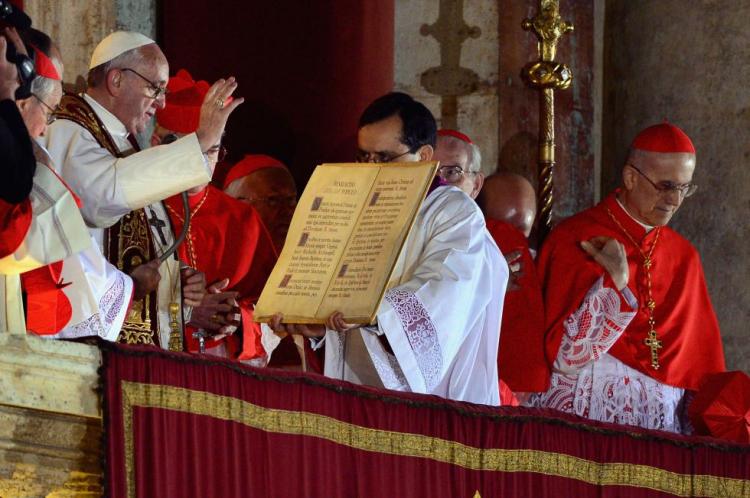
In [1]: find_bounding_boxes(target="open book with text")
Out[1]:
[254,161,439,324]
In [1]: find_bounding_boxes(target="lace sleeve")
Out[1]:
[554,276,636,374]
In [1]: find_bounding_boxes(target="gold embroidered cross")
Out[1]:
[644,330,663,369]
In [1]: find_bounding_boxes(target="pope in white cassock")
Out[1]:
[42,31,242,349]
[267,93,508,406]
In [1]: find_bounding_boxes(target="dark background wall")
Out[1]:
[603,1,750,370]
[159,1,395,189]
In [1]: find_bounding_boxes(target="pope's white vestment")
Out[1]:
[43,94,211,347]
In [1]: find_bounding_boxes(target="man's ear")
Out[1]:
[472,172,485,199]
[418,144,434,161]
[106,69,123,96]
[622,164,637,191]
[16,97,33,114]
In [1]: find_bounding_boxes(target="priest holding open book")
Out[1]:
[263,93,508,406]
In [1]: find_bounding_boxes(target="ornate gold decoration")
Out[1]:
[111,209,159,346]
[56,94,120,157]
[56,94,162,347]
[168,302,183,351]
[420,0,481,129]
[120,381,749,498]
[522,0,574,240]
[606,207,663,369]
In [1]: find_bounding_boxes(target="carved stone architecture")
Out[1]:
[396,0,500,176]
[0,335,102,496]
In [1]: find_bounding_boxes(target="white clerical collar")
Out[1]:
[82,93,129,141]
[615,197,654,233]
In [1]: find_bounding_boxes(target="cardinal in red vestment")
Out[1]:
[478,173,547,402]
[526,122,725,434]
[155,69,277,360]
[222,155,322,371]
[477,173,550,404]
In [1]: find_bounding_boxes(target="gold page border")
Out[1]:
[120,381,748,498]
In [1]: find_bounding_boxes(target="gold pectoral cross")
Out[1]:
[644,329,662,370]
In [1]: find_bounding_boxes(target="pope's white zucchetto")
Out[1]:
[89,31,155,69]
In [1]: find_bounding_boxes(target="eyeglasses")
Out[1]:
[120,68,168,99]
[249,195,297,208]
[355,148,415,164]
[32,93,58,125]
[627,164,698,198]
[437,165,475,184]
[206,144,228,162]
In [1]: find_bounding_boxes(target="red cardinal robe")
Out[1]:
[164,185,277,358]
[485,218,548,394]
[537,191,725,390]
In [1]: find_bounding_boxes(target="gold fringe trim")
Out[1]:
[120,381,749,498]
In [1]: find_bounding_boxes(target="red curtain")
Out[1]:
[158,1,395,190]
[103,344,750,498]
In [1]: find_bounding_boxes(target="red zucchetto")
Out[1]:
[222,154,288,189]
[156,69,212,133]
[33,46,60,81]
[437,128,473,144]
[630,122,696,154]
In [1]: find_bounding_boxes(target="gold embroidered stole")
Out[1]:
[56,94,161,347]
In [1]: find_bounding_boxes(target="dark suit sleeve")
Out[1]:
[0,98,36,204]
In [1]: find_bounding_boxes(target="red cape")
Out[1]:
[537,192,725,390]
[485,218,548,393]
[164,186,277,357]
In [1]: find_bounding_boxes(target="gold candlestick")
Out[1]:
[522,0,573,241]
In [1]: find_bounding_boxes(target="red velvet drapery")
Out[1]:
[103,344,750,498]
[159,1,395,190]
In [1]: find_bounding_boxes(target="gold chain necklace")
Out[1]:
[605,207,663,370]
[165,189,210,268]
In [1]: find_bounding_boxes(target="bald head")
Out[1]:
[477,172,537,238]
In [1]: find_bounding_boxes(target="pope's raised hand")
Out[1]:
[195,77,244,153]
[580,236,629,291]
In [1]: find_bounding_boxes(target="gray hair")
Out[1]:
[437,135,483,173]
[86,47,147,88]
[30,76,61,101]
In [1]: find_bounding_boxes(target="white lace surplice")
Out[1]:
[322,186,508,406]
[526,276,688,433]
[46,235,132,341]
